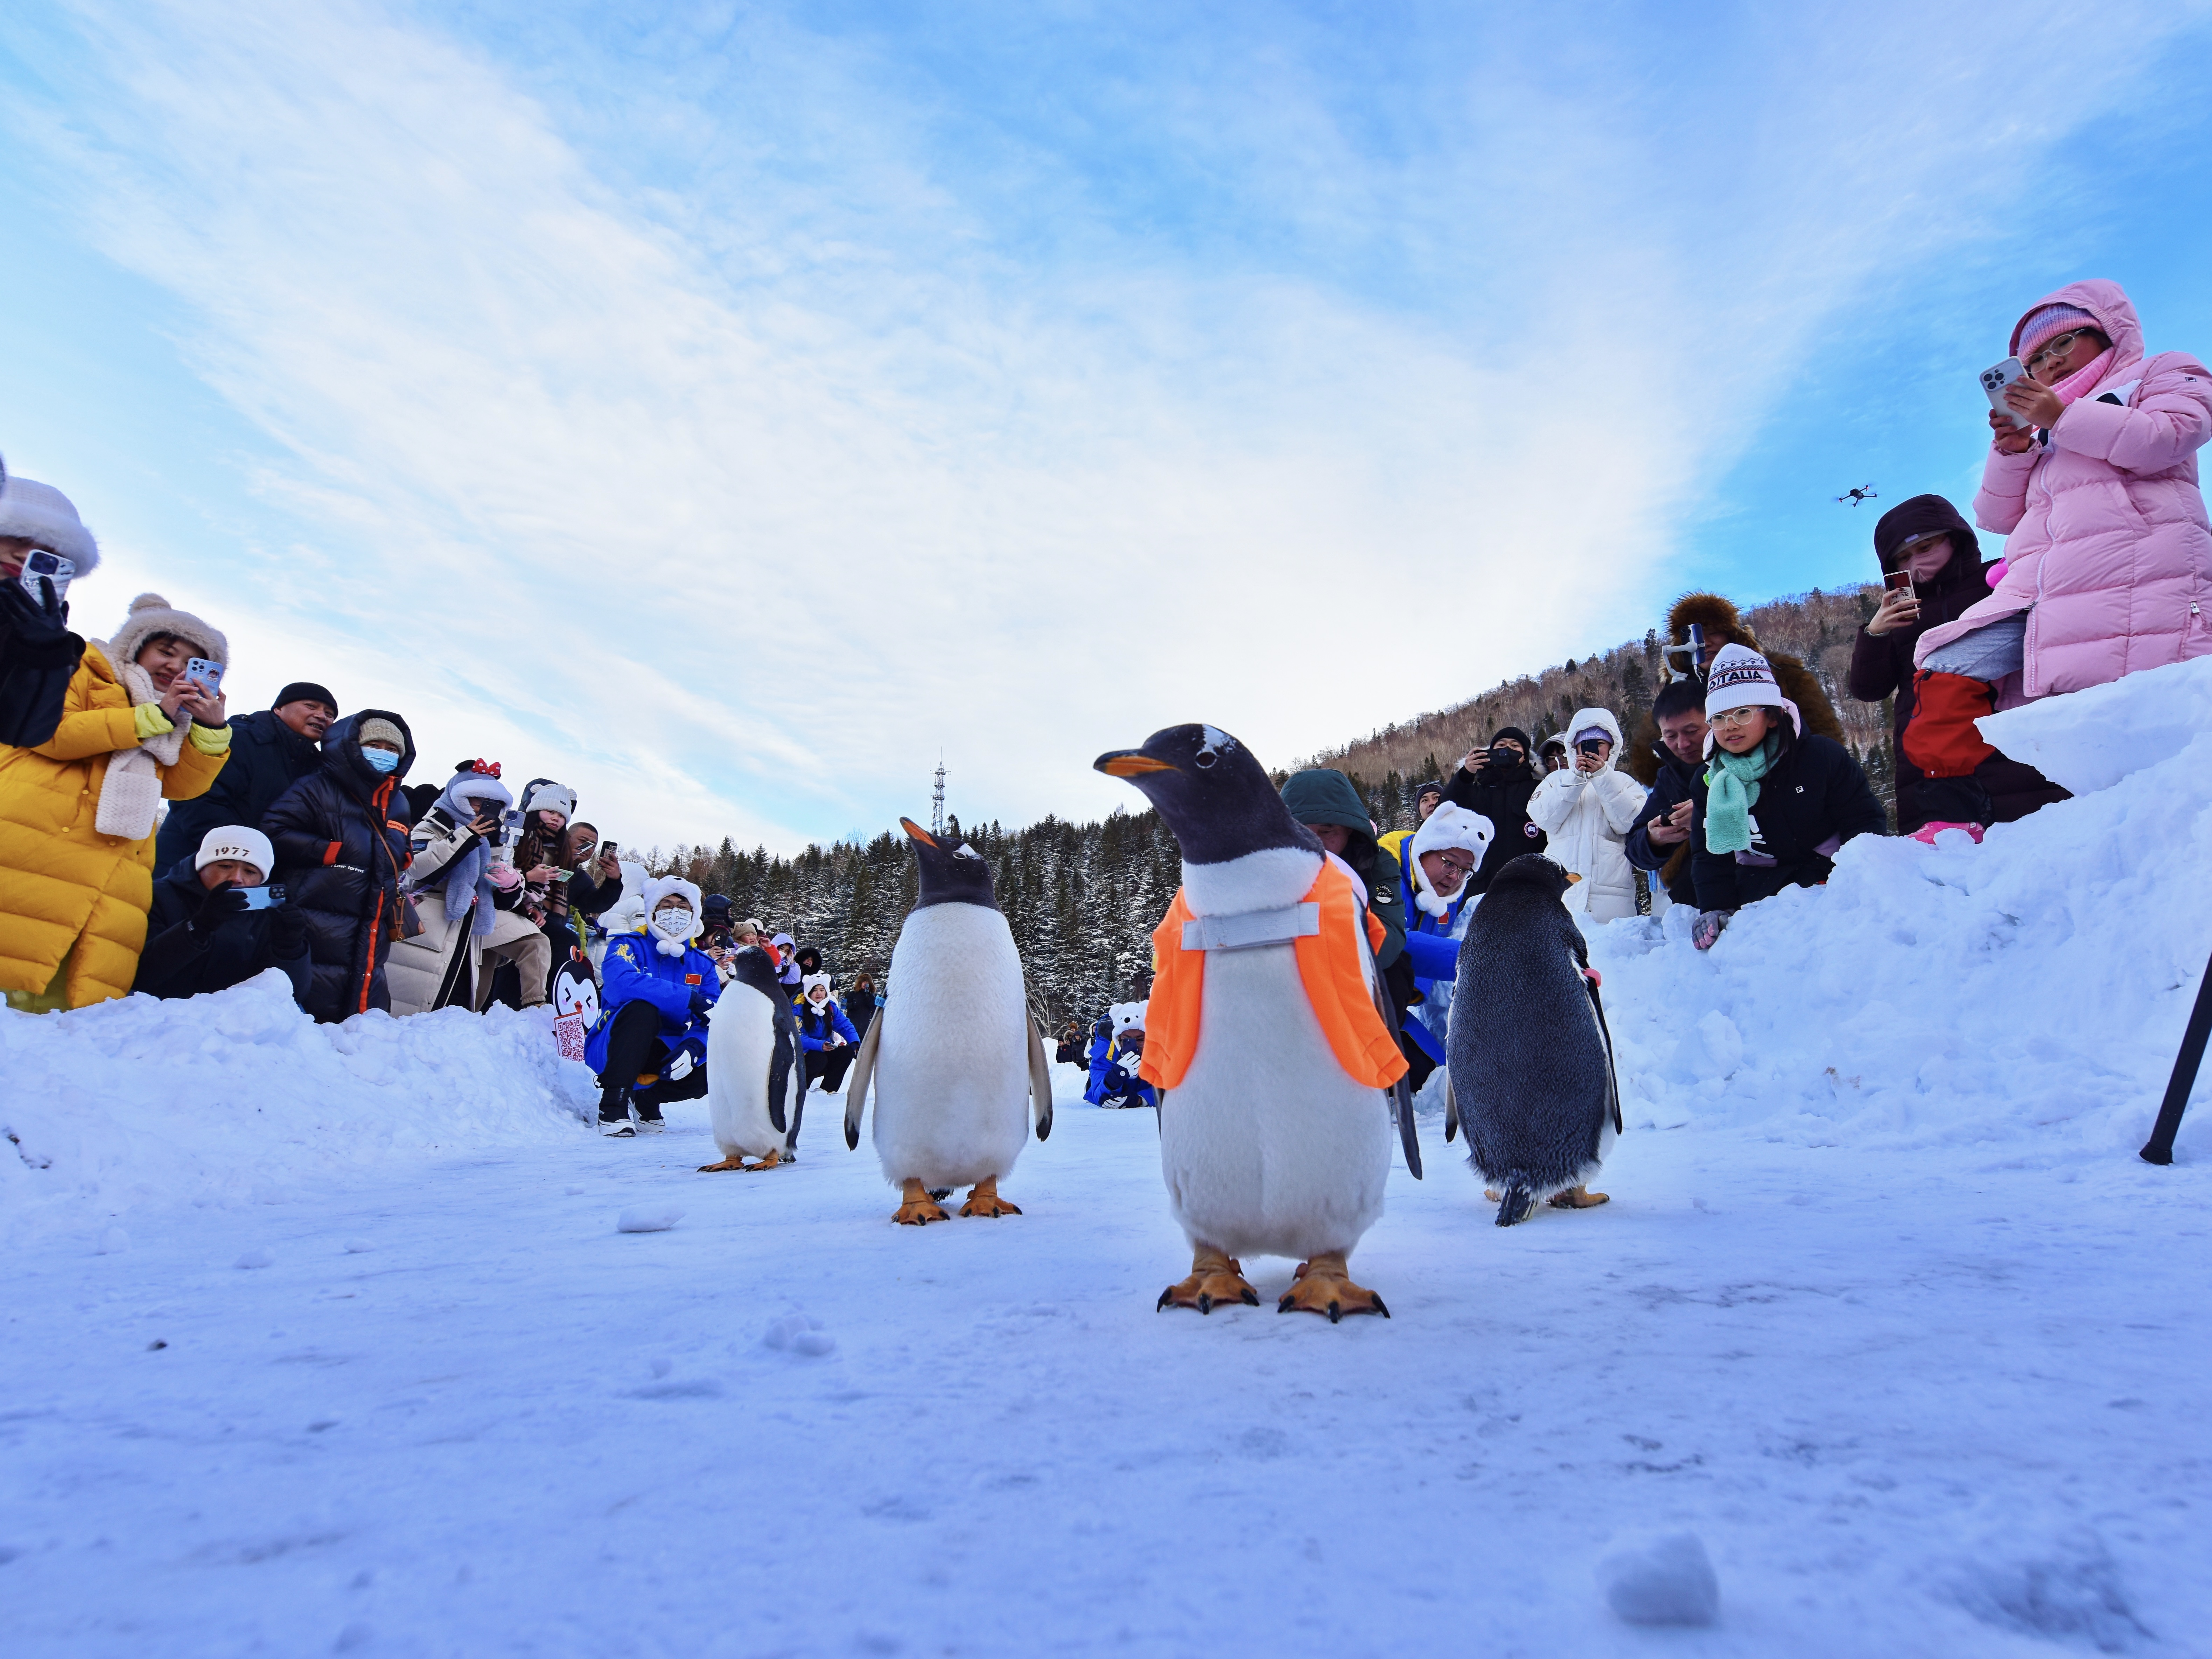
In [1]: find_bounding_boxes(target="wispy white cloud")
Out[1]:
[8,0,2210,846]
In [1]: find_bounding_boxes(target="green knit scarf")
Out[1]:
[1704,734,1780,855]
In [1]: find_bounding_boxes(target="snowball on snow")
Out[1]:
[616,1206,683,1234]
[1596,1531,1721,1626]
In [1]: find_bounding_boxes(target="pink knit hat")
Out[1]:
[2015,303,2101,363]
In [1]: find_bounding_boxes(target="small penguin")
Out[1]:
[842,819,1055,1224]
[698,946,800,1173]
[1096,724,1409,1321]
[1444,854,1622,1225]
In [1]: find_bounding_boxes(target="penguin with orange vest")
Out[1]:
[1096,723,1415,1321]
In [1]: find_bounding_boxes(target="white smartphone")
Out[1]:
[18,550,74,607]
[1981,357,2031,427]
[183,657,225,696]
[239,884,286,911]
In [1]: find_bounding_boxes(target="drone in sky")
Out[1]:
[1836,484,1878,507]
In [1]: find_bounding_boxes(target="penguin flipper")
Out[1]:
[766,1006,797,1136]
[1025,1010,1055,1141]
[843,1012,884,1151]
[1443,1072,1459,1142]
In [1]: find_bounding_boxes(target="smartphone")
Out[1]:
[601,841,617,859]
[183,657,225,696]
[18,549,74,607]
[549,868,573,883]
[1981,357,2031,427]
[1883,569,1917,599]
[239,884,286,911]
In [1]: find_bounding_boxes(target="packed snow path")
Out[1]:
[5,1085,2207,1657]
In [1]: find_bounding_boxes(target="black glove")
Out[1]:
[268,903,309,957]
[687,990,714,1022]
[192,884,254,930]
[1692,910,1733,953]
[0,574,76,653]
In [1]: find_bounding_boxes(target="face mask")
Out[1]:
[363,748,400,774]
[652,906,694,939]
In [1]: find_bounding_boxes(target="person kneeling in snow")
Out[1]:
[1084,1002,1155,1109]
[133,825,312,1006]
[792,972,861,1143]
[1689,644,1887,951]
[584,876,721,1138]
[1393,802,1493,1090]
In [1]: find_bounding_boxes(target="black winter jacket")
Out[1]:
[1441,757,1547,893]
[1689,731,1887,911]
[261,711,417,1023]
[132,862,314,1004]
[1624,748,1701,907]
[156,708,325,875]
[0,578,85,750]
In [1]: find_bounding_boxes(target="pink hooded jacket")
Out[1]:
[1915,279,2212,698]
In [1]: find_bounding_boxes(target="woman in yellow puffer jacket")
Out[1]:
[0,593,233,1010]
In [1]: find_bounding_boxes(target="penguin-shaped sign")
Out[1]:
[1443,854,1621,1225]
[842,819,1056,1224]
[1096,723,1410,1322]
[698,946,800,1173]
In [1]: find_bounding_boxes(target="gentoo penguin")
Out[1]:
[1444,854,1622,1225]
[698,946,799,1173]
[1096,724,1409,1321]
[841,819,1055,1224]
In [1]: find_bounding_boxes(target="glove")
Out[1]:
[1692,910,1732,952]
[687,990,714,1022]
[268,904,309,957]
[192,884,253,930]
[0,571,71,645]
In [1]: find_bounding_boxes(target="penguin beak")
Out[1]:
[1095,751,1178,778]
[899,817,938,847]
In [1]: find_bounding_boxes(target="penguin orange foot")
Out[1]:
[697,1149,783,1173]
[1278,1253,1389,1322]
[1157,1248,1260,1314]
[892,1177,951,1226]
[1547,1185,1609,1209]
[959,1176,1023,1218]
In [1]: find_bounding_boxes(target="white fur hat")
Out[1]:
[0,476,99,574]
[801,972,833,1001]
[1110,1000,1147,1034]
[1409,801,1494,866]
[105,592,229,671]
[642,875,702,937]
[195,825,275,880]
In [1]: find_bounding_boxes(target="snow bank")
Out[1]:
[1589,655,2212,1161]
[0,973,596,1245]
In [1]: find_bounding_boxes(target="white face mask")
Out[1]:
[651,905,694,940]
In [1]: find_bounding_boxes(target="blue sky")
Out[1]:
[4,1,2211,853]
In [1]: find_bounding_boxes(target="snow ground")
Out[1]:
[5,659,2212,1656]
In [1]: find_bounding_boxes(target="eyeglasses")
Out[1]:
[1710,706,1767,729]
[1432,853,1475,878]
[2026,330,2095,375]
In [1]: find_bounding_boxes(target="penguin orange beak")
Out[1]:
[899,817,938,847]
[1095,751,1178,778]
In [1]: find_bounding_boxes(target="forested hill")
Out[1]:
[648,583,1896,1024]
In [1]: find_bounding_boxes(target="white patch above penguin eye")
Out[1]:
[953,844,983,860]
[1195,724,1238,769]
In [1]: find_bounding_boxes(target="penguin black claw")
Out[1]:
[1493,1183,1535,1227]
[1156,1287,1175,1312]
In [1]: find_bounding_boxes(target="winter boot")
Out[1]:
[597,1083,636,1138]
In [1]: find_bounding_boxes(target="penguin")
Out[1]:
[1443,854,1622,1226]
[698,946,800,1172]
[841,819,1056,1224]
[1095,724,1408,1321]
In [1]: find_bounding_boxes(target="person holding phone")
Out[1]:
[0,591,233,1011]
[1847,494,2069,836]
[1525,707,1645,923]
[134,825,312,1004]
[154,680,340,877]
[0,476,96,750]
[1441,725,1547,895]
[1916,279,2212,702]
[1623,679,1711,909]
[387,762,558,1016]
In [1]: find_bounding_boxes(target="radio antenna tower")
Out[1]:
[931,761,946,838]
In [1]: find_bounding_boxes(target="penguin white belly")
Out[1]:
[705,989,792,1161]
[1160,941,1392,1263]
[873,904,1032,1190]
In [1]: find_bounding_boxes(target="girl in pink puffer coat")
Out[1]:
[1916,278,2212,698]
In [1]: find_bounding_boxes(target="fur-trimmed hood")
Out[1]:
[0,477,100,574]
[100,592,230,676]
[1625,593,1844,787]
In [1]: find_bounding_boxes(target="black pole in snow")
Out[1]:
[2141,946,2212,1166]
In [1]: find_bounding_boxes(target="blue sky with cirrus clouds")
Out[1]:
[4,1,2211,853]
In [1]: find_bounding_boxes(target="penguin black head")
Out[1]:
[1093,723,1320,866]
[723,944,785,1000]
[1486,854,1574,903]
[902,818,999,910]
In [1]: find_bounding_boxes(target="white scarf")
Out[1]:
[93,651,190,841]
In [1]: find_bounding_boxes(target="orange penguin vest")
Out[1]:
[1139,859,1409,1093]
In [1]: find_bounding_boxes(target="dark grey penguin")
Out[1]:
[1444,854,1621,1225]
